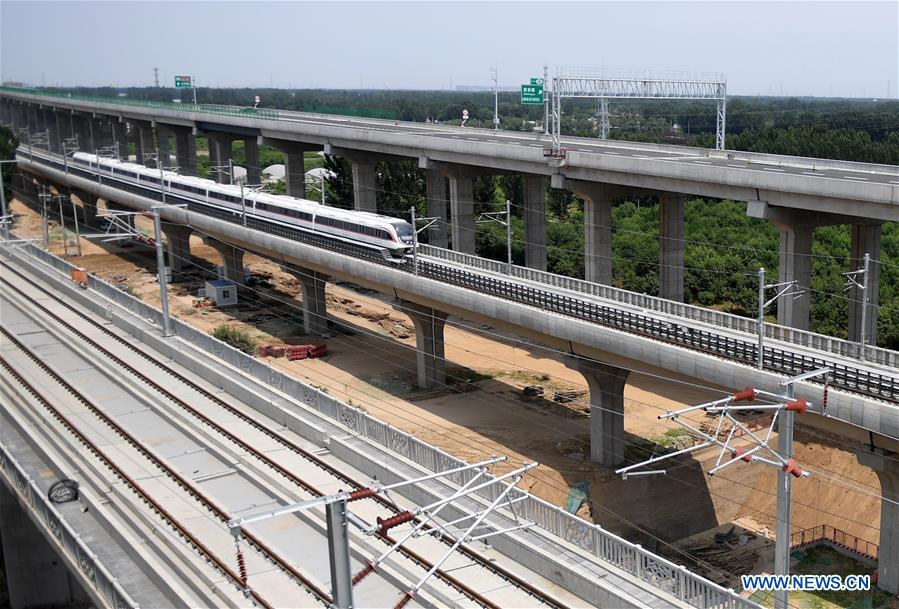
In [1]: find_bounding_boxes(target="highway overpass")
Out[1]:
[1,87,896,342]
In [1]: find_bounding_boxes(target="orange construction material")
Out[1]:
[732,447,753,463]
[70,267,88,287]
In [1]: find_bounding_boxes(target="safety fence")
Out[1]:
[0,441,140,608]
[419,245,897,369]
[0,86,280,121]
[791,525,879,562]
[5,242,761,609]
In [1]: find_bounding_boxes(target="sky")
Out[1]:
[1,0,897,98]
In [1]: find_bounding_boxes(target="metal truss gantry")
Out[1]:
[549,67,728,154]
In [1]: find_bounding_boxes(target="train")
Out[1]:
[70,152,415,257]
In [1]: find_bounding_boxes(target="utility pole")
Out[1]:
[152,206,172,337]
[67,195,82,257]
[57,194,69,257]
[476,201,512,272]
[543,65,550,136]
[491,67,499,130]
[757,270,803,370]
[39,184,50,248]
[844,254,872,356]
[154,67,160,88]
[0,159,17,242]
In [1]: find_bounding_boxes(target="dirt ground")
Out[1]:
[6,194,888,585]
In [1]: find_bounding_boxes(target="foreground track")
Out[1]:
[0,261,572,609]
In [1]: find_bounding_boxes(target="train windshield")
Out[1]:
[396,224,414,244]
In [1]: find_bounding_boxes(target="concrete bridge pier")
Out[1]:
[399,301,449,390]
[206,133,235,183]
[131,121,155,166]
[446,168,477,255]
[282,265,330,335]
[523,175,547,271]
[244,137,261,184]
[72,114,93,153]
[264,139,317,198]
[110,119,129,161]
[659,193,685,302]
[156,124,172,167]
[553,178,617,286]
[72,190,98,227]
[92,117,115,152]
[202,237,245,282]
[856,448,899,593]
[350,160,378,212]
[45,109,62,153]
[0,483,91,609]
[169,126,197,176]
[564,355,630,468]
[163,224,192,274]
[425,168,449,248]
[848,223,882,344]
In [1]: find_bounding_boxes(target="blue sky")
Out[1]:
[1,1,897,97]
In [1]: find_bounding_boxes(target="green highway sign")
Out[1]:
[521,84,544,105]
[174,75,193,89]
[530,77,544,86]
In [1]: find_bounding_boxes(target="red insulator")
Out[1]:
[349,488,375,502]
[234,546,249,587]
[822,379,829,413]
[377,511,414,533]
[394,592,414,609]
[785,399,808,414]
[732,447,753,463]
[352,563,375,585]
[782,459,804,478]
[732,387,756,402]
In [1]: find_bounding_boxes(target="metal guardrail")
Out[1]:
[15,150,899,403]
[0,86,280,121]
[0,441,140,609]
[791,525,879,561]
[419,245,897,369]
[6,242,760,609]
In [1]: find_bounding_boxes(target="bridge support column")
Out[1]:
[93,117,115,152]
[110,119,128,161]
[72,114,93,153]
[163,224,192,274]
[659,193,685,302]
[283,150,306,197]
[71,191,97,227]
[156,124,172,166]
[557,179,616,285]
[351,160,378,212]
[776,222,814,331]
[425,169,448,248]
[849,223,882,345]
[202,237,244,282]
[400,301,449,390]
[856,448,899,593]
[564,356,629,468]
[282,265,330,335]
[0,483,90,608]
[244,137,261,184]
[45,109,62,153]
[170,126,197,176]
[523,175,547,271]
[448,172,476,255]
[207,133,235,183]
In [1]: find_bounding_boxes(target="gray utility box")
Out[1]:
[205,279,238,306]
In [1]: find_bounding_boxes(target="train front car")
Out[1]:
[391,220,415,255]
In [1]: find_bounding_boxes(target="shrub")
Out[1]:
[211,324,257,355]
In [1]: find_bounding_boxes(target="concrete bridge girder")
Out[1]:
[19,156,888,433]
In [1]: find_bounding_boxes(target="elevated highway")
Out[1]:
[1,88,895,338]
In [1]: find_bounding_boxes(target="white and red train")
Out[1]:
[70,152,414,257]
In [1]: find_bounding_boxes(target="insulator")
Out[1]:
[377,511,414,533]
[236,548,248,587]
[782,458,804,478]
[731,447,753,463]
[785,399,808,414]
[349,488,375,501]
[732,387,756,402]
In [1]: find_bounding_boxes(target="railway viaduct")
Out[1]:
[2,90,899,593]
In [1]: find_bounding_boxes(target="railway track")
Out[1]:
[0,261,572,609]
[16,150,898,403]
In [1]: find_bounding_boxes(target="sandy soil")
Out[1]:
[6,194,887,582]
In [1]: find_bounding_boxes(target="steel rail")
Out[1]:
[0,323,332,607]
[0,266,569,609]
[0,335,279,609]
[15,151,896,403]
